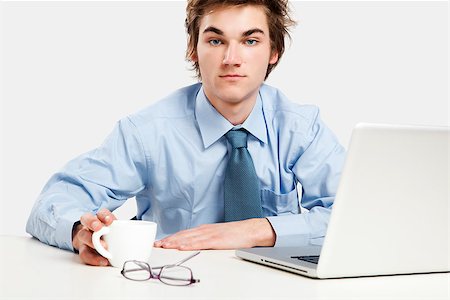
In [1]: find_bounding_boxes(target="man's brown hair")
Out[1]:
[185,0,296,80]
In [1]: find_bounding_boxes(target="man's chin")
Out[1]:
[215,83,256,99]
[218,94,259,108]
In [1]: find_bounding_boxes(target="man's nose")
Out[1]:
[223,43,242,66]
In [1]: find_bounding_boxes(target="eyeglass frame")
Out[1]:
[120,251,201,286]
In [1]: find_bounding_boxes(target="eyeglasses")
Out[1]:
[121,251,200,286]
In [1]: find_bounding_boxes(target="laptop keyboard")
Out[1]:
[291,255,320,264]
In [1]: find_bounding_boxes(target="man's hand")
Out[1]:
[154,218,276,250]
[72,208,117,266]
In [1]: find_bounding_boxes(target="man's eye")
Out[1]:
[209,39,222,46]
[246,39,258,46]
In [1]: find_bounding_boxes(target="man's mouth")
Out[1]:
[219,74,245,79]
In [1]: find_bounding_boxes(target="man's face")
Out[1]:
[193,5,278,111]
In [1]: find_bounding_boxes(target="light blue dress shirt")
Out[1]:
[26,83,346,251]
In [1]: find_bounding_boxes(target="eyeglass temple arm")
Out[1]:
[153,251,201,269]
[174,251,200,265]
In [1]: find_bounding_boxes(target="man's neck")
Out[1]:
[204,90,258,126]
[218,100,256,125]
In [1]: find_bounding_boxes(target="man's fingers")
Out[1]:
[155,231,189,247]
[80,209,116,231]
[177,235,211,251]
[80,213,103,232]
[77,227,108,250]
[156,227,211,250]
[97,208,116,226]
[77,228,95,249]
[76,210,114,266]
[78,244,109,266]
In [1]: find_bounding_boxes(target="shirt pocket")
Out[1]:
[261,188,300,216]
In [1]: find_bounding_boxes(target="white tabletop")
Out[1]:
[0,235,449,300]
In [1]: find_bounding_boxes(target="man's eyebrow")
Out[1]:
[202,26,266,37]
[242,28,265,37]
[203,26,224,35]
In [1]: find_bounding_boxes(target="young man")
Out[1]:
[27,0,345,267]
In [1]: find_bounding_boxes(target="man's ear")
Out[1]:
[190,52,198,63]
[269,51,279,65]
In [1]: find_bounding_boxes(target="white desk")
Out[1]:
[0,236,448,300]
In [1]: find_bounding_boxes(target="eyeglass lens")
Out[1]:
[159,265,193,286]
[122,261,151,281]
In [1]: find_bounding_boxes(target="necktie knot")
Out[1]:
[225,129,248,149]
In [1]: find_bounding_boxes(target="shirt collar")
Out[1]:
[195,86,268,149]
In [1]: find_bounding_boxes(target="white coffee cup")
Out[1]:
[92,220,157,268]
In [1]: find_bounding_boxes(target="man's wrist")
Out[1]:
[251,218,276,247]
[72,221,82,253]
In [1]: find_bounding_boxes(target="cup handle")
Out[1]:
[92,226,112,259]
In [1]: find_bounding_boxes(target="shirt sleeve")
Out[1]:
[266,109,346,247]
[26,117,148,251]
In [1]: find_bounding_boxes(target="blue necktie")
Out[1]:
[224,129,263,222]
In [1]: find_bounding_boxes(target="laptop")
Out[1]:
[236,123,450,279]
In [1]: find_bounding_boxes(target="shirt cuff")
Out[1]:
[266,214,312,247]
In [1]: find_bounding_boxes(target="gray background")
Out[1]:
[1,1,448,236]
